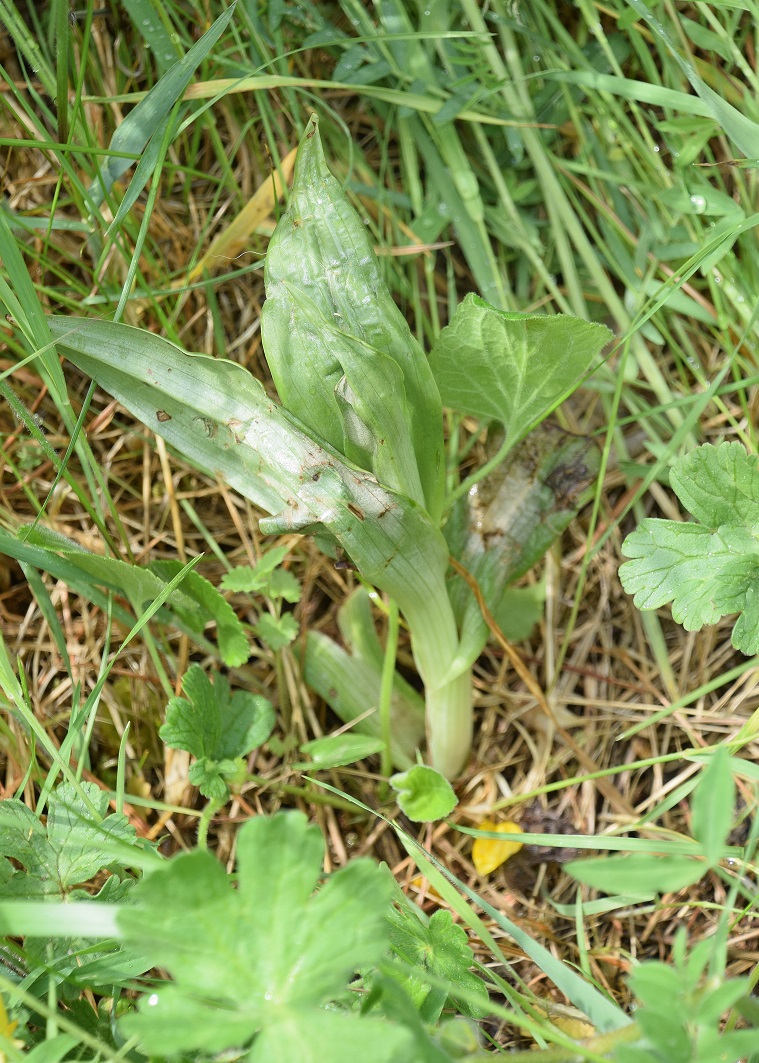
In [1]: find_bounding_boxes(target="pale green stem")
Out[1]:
[424,667,473,780]
[404,591,472,778]
[379,597,400,794]
[197,795,224,850]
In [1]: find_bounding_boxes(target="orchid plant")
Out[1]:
[47,115,610,777]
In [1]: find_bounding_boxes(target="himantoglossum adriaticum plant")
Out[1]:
[45,114,611,778]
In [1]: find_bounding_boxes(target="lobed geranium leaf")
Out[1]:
[220,547,301,604]
[118,812,410,1060]
[253,611,299,650]
[620,442,759,653]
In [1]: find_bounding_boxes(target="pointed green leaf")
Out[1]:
[390,765,457,822]
[690,746,734,866]
[300,588,425,769]
[429,293,611,451]
[297,733,386,770]
[566,854,705,899]
[262,115,444,520]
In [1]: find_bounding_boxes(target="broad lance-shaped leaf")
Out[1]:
[262,114,444,521]
[429,292,612,454]
[46,317,460,697]
[300,587,425,769]
[9,525,249,667]
[620,441,759,653]
[280,283,423,506]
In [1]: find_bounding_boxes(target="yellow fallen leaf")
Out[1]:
[472,819,523,876]
[187,145,297,281]
[533,1002,596,1041]
[0,993,22,1059]
[409,875,444,903]
[549,1014,596,1040]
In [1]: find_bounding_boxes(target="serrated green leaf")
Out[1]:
[254,611,298,650]
[220,565,260,593]
[118,812,400,1058]
[23,877,151,997]
[386,907,488,1023]
[620,442,759,653]
[220,548,301,604]
[188,759,241,802]
[429,292,611,452]
[669,441,759,526]
[390,765,457,822]
[159,665,274,797]
[250,1011,413,1063]
[266,567,301,603]
[0,783,137,899]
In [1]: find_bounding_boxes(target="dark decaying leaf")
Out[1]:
[447,423,599,666]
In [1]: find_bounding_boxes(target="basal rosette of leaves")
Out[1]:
[47,114,611,778]
[620,441,759,653]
